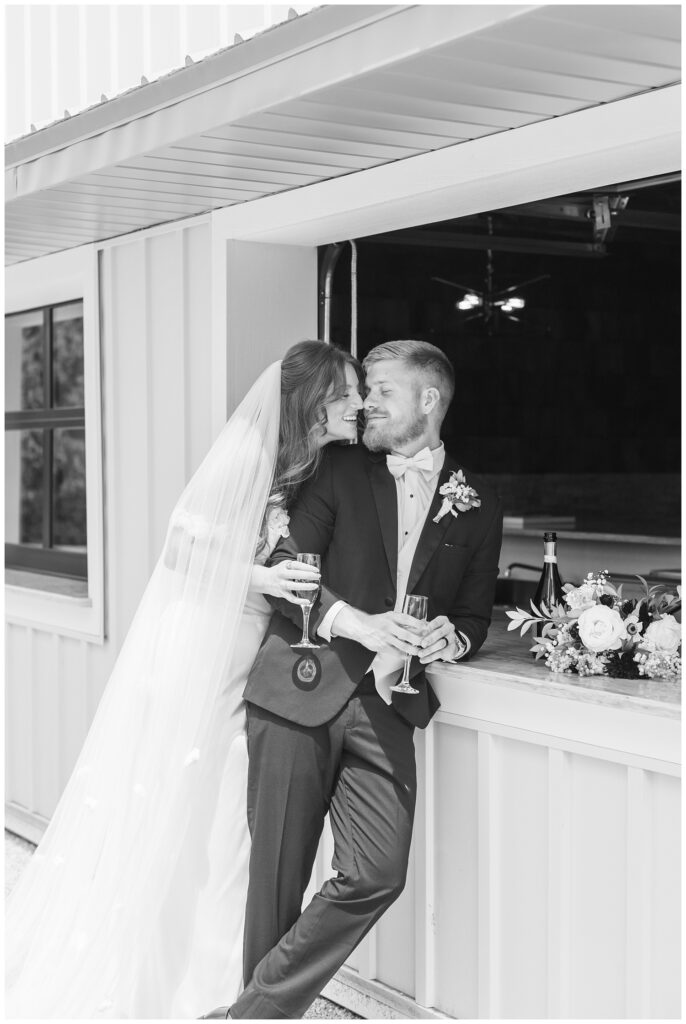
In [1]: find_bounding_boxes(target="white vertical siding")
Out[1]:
[433,725,479,1017]
[56,637,91,783]
[5,218,215,830]
[103,233,151,641]
[649,773,681,1017]
[5,5,27,143]
[101,221,214,640]
[319,704,680,1019]
[6,625,34,814]
[224,240,318,414]
[5,4,317,142]
[375,847,416,997]
[31,631,61,819]
[568,755,627,1017]
[496,737,549,1018]
[184,225,213,472]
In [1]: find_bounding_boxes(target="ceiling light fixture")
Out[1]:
[433,216,549,333]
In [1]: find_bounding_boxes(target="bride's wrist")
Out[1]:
[249,563,270,595]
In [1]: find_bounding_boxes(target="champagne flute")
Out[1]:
[290,553,321,649]
[390,593,429,695]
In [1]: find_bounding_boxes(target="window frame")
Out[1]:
[6,298,87,579]
[5,246,105,642]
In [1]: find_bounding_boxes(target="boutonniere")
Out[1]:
[433,469,481,524]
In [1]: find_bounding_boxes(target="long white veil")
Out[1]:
[6,361,282,1018]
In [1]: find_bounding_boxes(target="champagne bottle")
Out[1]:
[533,532,564,642]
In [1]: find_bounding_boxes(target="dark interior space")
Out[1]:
[322,178,681,537]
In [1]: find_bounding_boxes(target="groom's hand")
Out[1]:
[331,607,426,657]
[418,615,467,664]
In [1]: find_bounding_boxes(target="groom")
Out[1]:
[205,340,502,1019]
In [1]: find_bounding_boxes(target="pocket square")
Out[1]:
[443,541,468,549]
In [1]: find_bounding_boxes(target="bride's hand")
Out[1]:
[251,561,321,605]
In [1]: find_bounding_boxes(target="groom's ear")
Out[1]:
[421,386,441,415]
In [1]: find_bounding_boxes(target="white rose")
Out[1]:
[643,615,681,654]
[564,584,596,612]
[577,605,628,652]
[267,506,290,539]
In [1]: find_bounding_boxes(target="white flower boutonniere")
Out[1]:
[433,469,481,524]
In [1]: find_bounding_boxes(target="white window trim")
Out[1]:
[5,245,105,642]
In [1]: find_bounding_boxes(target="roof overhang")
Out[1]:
[5,3,681,265]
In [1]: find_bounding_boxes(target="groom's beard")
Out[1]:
[363,406,425,452]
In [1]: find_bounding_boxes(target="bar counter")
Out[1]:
[435,609,681,719]
[324,612,681,1020]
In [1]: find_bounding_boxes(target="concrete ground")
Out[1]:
[5,831,360,1019]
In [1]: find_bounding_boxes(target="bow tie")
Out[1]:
[386,447,435,479]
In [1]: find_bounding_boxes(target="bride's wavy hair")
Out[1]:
[265,338,361,517]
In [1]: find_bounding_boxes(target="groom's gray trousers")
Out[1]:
[229,676,417,1020]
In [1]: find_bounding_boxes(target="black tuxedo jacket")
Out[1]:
[243,445,503,729]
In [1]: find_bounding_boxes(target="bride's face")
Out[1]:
[319,364,364,445]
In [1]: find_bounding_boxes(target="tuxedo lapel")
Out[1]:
[406,454,460,595]
[367,454,398,584]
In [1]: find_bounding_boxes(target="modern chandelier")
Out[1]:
[433,216,549,331]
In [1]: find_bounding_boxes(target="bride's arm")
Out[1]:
[249,561,319,605]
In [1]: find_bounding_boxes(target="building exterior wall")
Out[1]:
[5,222,318,841]
[6,218,215,837]
[4,3,316,143]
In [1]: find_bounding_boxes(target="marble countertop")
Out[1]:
[428,611,681,720]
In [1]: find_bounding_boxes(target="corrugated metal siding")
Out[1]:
[5,219,214,832]
[4,4,317,142]
[5,4,680,266]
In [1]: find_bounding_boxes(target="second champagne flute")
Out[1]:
[290,553,321,649]
[390,593,429,695]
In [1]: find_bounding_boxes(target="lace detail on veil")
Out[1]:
[165,502,290,572]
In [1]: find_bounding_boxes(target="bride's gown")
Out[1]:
[6,511,286,1019]
[145,516,285,1018]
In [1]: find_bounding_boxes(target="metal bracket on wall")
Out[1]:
[592,194,630,245]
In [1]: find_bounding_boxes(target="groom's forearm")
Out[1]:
[327,604,371,644]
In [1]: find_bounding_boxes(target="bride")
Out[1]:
[5,340,363,1018]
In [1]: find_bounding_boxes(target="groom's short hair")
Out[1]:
[363,340,455,413]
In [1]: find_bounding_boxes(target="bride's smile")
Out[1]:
[320,364,364,444]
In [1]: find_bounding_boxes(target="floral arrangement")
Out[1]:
[507,571,681,681]
[433,469,481,523]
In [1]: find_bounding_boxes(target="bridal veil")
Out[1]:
[6,361,282,1017]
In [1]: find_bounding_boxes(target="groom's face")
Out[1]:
[362,359,425,452]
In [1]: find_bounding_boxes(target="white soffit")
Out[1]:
[5,3,681,265]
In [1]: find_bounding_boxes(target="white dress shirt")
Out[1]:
[318,443,470,702]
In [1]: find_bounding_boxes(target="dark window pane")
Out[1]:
[53,428,87,549]
[5,310,44,410]
[5,429,44,544]
[52,302,84,408]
